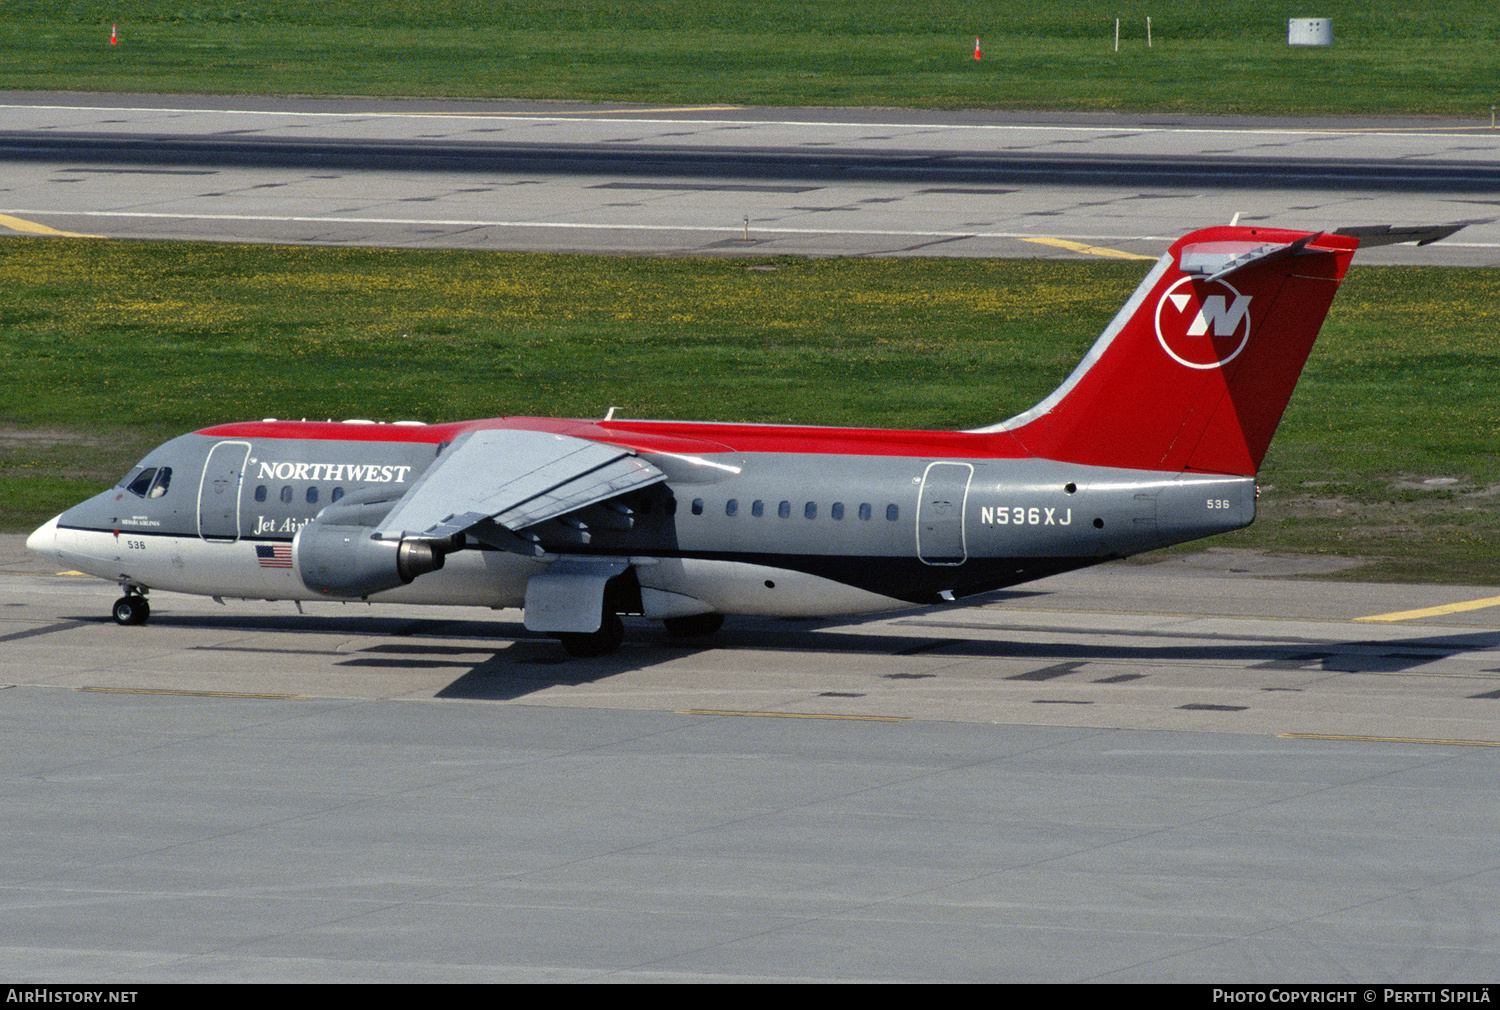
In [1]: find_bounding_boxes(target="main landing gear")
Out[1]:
[558,613,625,658]
[555,612,726,658]
[663,613,725,638]
[112,590,150,626]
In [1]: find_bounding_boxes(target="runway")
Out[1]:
[3,92,1499,263]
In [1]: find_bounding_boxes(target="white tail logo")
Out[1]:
[1187,294,1253,336]
[1155,278,1252,370]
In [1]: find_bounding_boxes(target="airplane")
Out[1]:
[24,223,1458,657]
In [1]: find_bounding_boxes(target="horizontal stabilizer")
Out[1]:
[1332,221,1479,247]
[376,428,665,540]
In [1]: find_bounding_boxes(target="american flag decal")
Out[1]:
[255,543,293,569]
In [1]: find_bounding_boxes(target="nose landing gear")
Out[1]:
[112,588,150,626]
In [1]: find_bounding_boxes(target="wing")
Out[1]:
[374,428,666,542]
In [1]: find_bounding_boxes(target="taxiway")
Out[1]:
[2,539,1497,982]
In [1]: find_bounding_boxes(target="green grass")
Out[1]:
[2,2,1499,115]
[4,236,1500,582]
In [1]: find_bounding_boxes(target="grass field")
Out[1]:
[3,2,1499,116]
[4,236,1499,582]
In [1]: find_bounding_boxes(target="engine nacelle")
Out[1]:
[292,489,453,597]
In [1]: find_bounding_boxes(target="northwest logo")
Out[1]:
[252,461,414,483]
[1154,277,1252,370]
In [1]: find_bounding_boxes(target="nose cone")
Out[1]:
[26,515,60,560]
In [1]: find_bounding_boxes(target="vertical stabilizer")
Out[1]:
[975,227,1358,476]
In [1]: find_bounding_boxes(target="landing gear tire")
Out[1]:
[112,596,150,626]
[558,613,625,658]
[663,613,724,638]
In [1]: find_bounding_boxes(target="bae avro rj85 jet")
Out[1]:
[25,224,1450,656]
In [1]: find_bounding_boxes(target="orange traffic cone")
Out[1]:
[110,24,117,45]
[974,37,981,61]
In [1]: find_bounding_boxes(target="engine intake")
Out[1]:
[292,489,457,597]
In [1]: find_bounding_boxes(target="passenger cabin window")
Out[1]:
[254,485,267,503]
[751,500,764,518]
[725,499,738,517]
[804,502,817,520]
[859,503,872,521]
[331,487,344,503]
[306,486,319,505]
[280,486,293,504]
[691,498,704,516]
[831,502,844,520]
[778,501,791,519]
[886,504,899,521]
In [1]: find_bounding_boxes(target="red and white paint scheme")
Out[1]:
[26,225,1440,656]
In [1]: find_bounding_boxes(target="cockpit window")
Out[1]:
[124,467,173,499]
[126,468,157,497]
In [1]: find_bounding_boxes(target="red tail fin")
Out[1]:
[979,226,1358,476]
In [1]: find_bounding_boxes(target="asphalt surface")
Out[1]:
[3,92,1499,263]
[3,535,1498,982]
[3,94,1498,982]
[5,536,1498,740]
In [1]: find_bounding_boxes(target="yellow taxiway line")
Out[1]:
[0,213,102,238]
[498,105,742,115]
[1354,594,1500,623]
[1283,732,1500,747]
[1019,236,1156,260]
[80,686,306,700]
[679,709,908,722]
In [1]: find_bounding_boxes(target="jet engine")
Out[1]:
[292,489,456,598]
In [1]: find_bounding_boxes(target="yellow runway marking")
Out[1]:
[1019,236,1155,260]
[679,709,907,722]
[0,214,102,238]
[1354,595,1500,623]
[1283,732,1500,747]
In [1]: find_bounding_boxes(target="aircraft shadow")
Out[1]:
[437,618,1500,701]
[65,608,1500,704]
